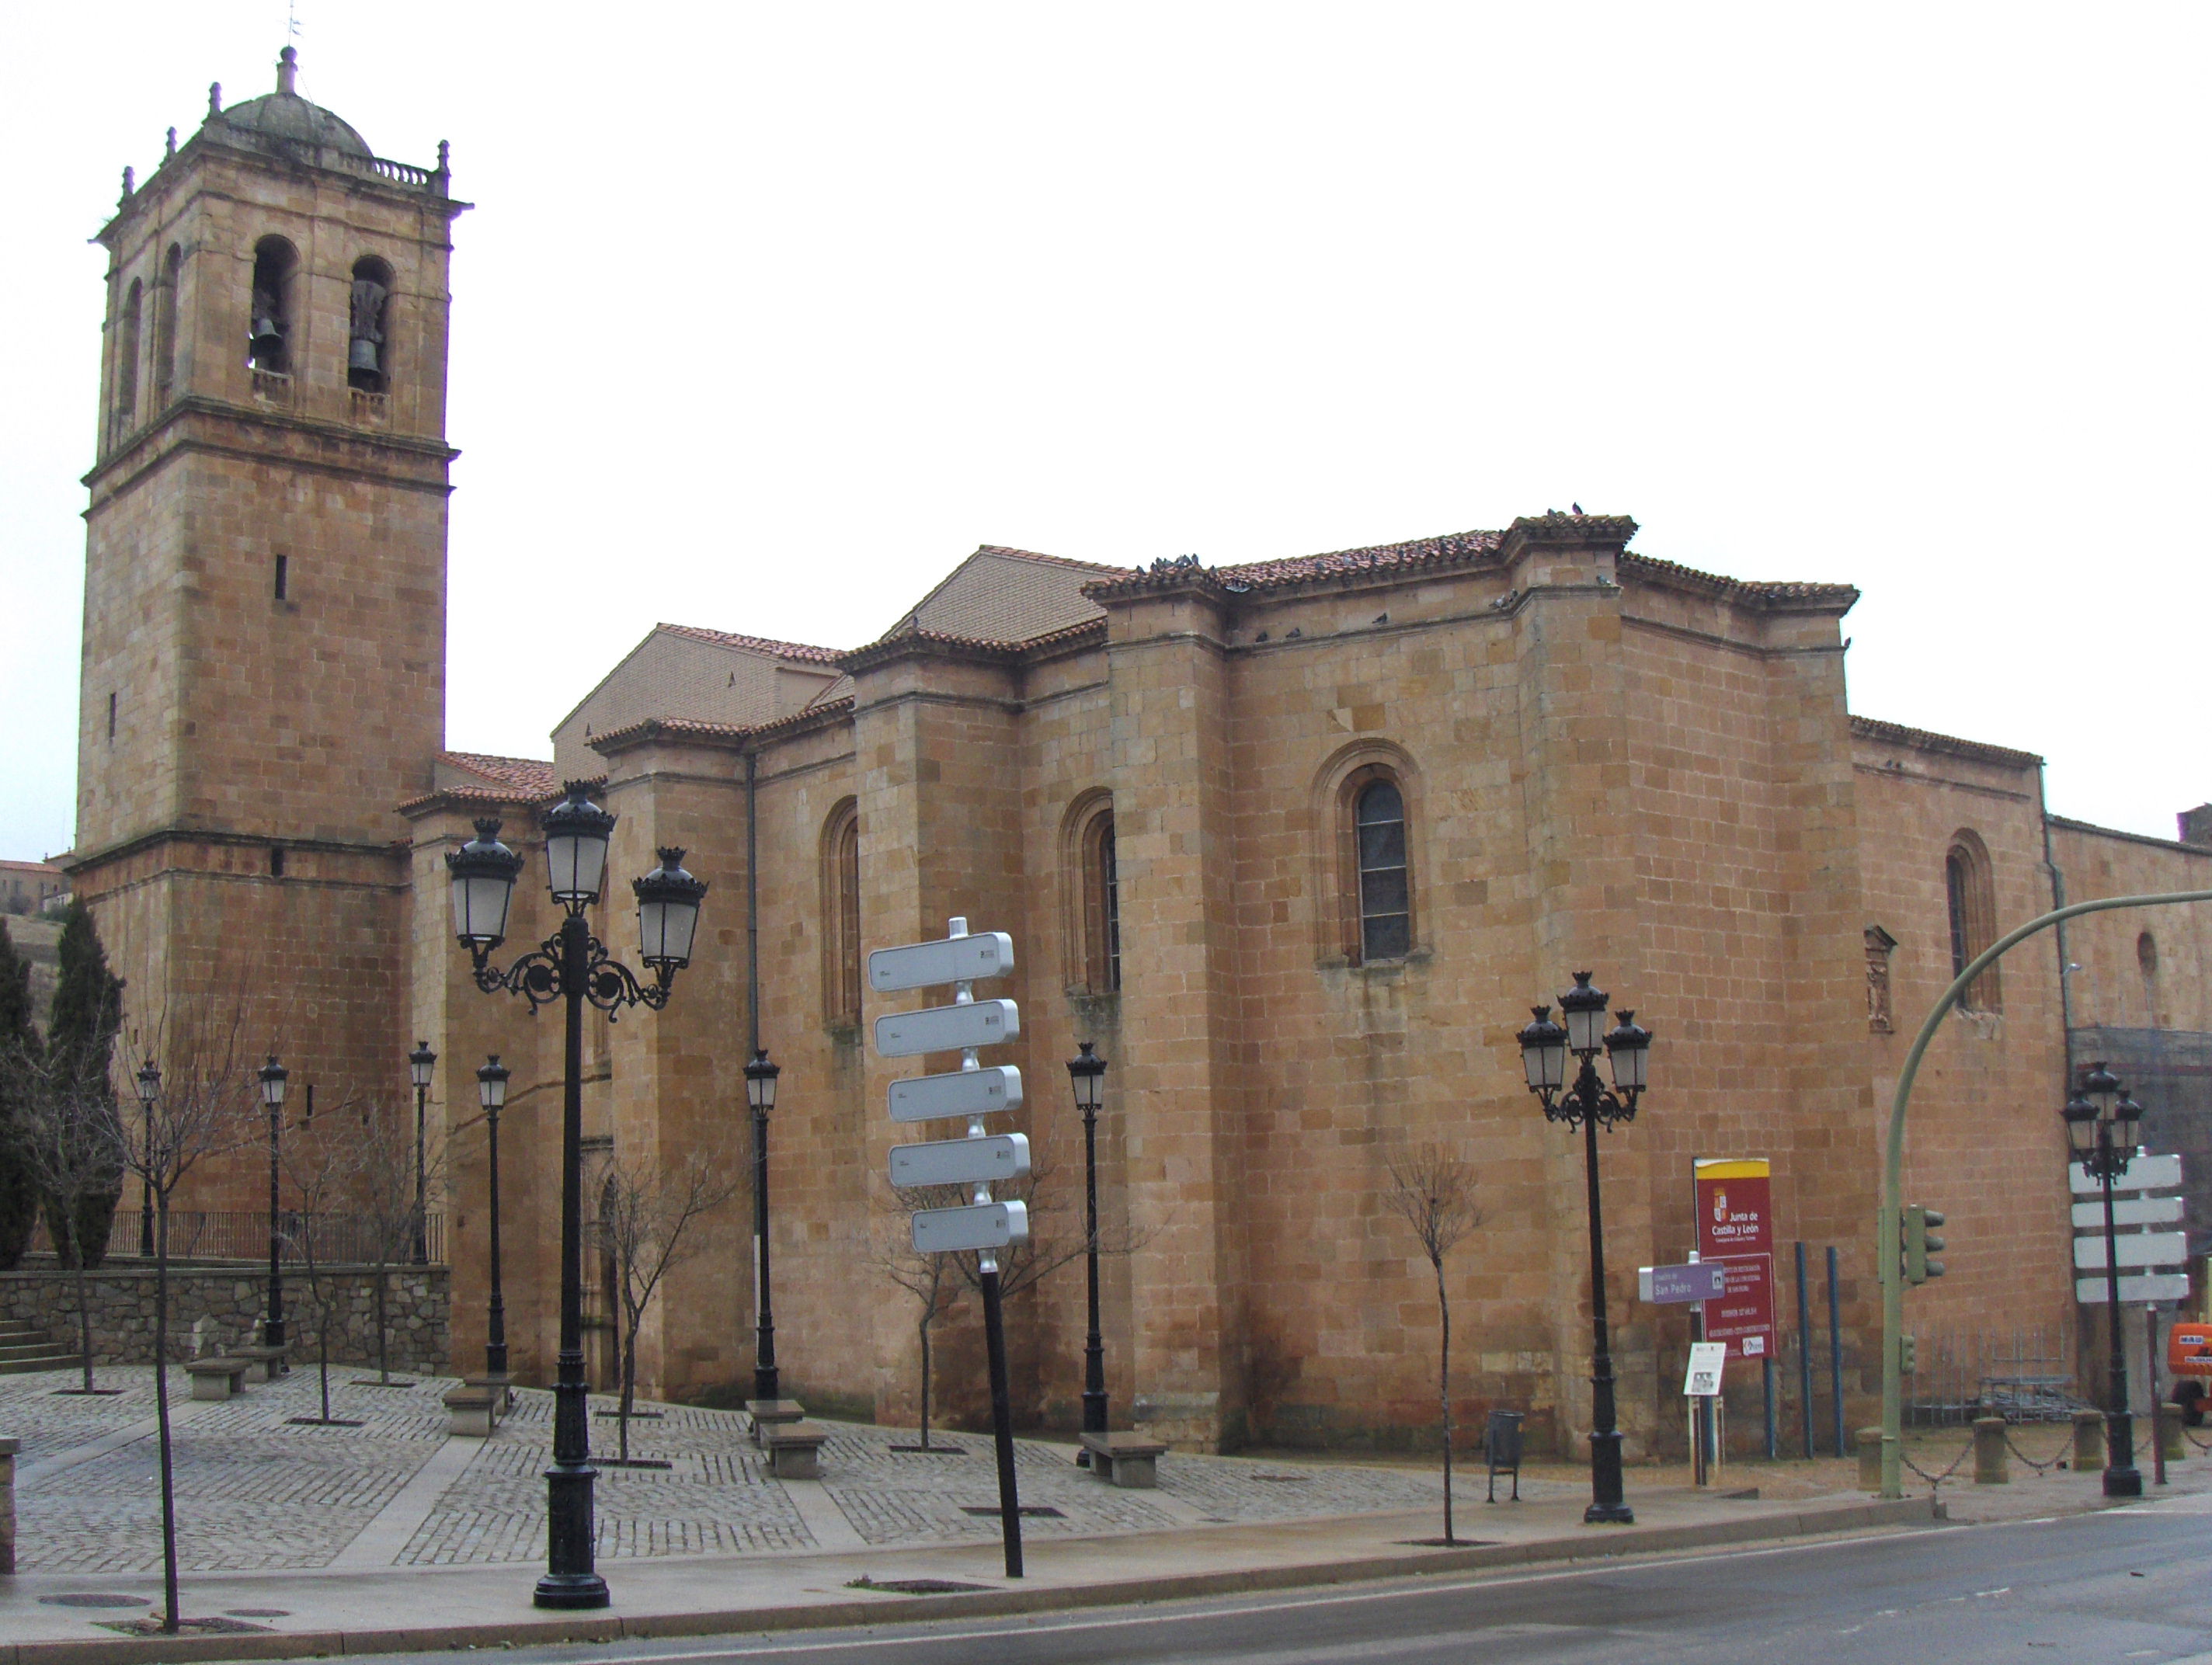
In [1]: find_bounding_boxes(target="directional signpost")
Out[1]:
[870,919,1028,1578]
[2071,1153,2190,1306]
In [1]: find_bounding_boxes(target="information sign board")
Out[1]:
[2072,1232,2189,1272]
[2071,1195,2185,1230]
[869,932,1014,994]
[875,999,1021,1058]
[2077,1272,2189,1304]
[1684,1340,1727,1397]
[1640,1261,1727,1305]
[889,1065,1024,1124]
[890,1132,1031,1189]
[2071,1152,2182,1194]
[1693,1158,1776,1359]
[912,1200,1029,1254]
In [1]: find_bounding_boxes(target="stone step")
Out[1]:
[0,1319,41,1337]
[0,1352,85,1375]
[0,1338,67,1361]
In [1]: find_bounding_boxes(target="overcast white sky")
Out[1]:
[4,2,2206,862]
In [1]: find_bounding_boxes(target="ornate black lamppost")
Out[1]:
[444,787,708,1611]
[476,1055,510,1381]
[259,1055,289,1348]
[745,1048,781,1405]
[1067,1042,1109,1464]
[409,1041,436,1264]
[134,1058,160,1257]
[1518,972,1650,1526]
[2064,1061,2145,1499]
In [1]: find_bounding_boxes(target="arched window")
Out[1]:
[154,244,181,404]
[2138,930,2159,977]
[347,255,393,393]
[822,800,861,1025]
[1081,808,1120,993]
[249,236,297,377]
[1944,832,2001,1011]
[1354,778,1410,962]
[112,277,143,443]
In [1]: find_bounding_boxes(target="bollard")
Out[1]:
[2072,1409,2106,1472]
[2161,1403,2186,1463]
[1856,1427,1883,1491]
[1973,1416,2009,1484]
[0,1436,16,1574]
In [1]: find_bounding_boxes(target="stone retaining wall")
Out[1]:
[0,1260,448,1372]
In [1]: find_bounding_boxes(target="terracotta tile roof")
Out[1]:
[437,752,560,796]
[656,624,846,664]
[1849,715,2042,770]
[1619,552,1859,610]
[1216,528,1508,589]
[589,697,857,756]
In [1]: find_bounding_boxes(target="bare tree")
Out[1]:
[122,1008,255,1633]
[9,1042,127,1393]
[280,1107,372,1427]
[1383,1143,1482,1545]
[868,1176,966,1451]
[593,1149,738,1463]
[346,1104,443,1386]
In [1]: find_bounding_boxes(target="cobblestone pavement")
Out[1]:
[4,1367,1458,1574]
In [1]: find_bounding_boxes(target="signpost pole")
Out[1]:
[1795,1243,1813,1459]
[1762,1356,1776,1461]
[1826,1246,1845,1459]
[2149,1307,2167,1487]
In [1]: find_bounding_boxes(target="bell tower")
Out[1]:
[70,48,465,1180]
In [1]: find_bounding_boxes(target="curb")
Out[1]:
[0,1493,1940,1664]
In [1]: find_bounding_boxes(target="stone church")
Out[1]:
[65,51,2212,1455]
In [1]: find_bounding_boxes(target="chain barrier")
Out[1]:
[2183,1423,2212,1455]
[2002,1427,2072,1473]
[1901,1435,1973,1489]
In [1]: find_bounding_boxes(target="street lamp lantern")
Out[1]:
[259,1055,288,1109]
[1068,1039,1107,1111]
[134,1058,159,1258]
[447,818,523,954]
[635,848,708,971]
[541,782,615,906]
[744,1047,780,1114]
[1603,1011,1650,1094]
[477,1055,510,1111]
[408,1042,436,1265]
[2062,1091,2099,1157]
[409,1041,438,1091]
[135,1058,161,1108]
[1558,970,1609,1053]
[2113,1092,2145,1159]
[1518,1006,1568,1092]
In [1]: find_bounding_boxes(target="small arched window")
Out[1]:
[1944,832,2001,1010]
[2138,930,2159,977]
[1080,808,1121,993]
[249,236,298,375]
[822,800,861,1025]
[1355,777,1411,961]
[154,244,181,404]
[348,255,393,392]
[112,277,143,442]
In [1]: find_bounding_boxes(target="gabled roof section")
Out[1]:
[1083,528,1514,603]
[1621,552,1859,611]
[655,623,845,666]
[436,752,559,798]
[881,546,1136,647]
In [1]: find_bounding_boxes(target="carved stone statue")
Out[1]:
[350,277,388,346]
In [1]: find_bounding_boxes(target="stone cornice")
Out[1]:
[1621,551,1859,615]
[85,396,457,496]
[1849,714,2041,770]
[60,823,408,875]
[587,699,857,761]
[1497,513,1639,564]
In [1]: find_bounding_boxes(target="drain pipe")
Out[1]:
[746,747,760,1053]
[2039,764,2076,1085]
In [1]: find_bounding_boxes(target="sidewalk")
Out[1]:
[2,1365,2199,1663]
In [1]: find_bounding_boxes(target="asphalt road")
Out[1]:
[487,1493,2212,1665]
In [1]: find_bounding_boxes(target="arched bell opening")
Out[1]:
[249,236,298,374]
[348,255,395,392]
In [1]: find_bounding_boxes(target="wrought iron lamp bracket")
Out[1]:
[469,932,676,1019]
[1531,1056,1641,1131]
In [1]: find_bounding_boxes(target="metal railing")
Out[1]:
[1904,1324,2090,1426]
[29,1208,444,1267]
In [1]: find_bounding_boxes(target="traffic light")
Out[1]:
[1899,1333,1918,1375]
[1903,1204,1947,1284]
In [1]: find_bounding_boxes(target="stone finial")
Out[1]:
[165,127,177,159]
[277,45,299,96]
[119,166,134,205]
[433,139,451,193]
[208,81,222,118]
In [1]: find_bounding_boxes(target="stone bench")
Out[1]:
[1080,1430,1168,1489]
[443,1382,501,1437]
[747,1398,807,1448]
[468,1373,515,1415]
[763,1420,830,1480]
[235,1344,289,1383]
[184,1357,252,1401]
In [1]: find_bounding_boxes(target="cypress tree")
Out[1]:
[42,902,124,1269]
[0,922,40,1267]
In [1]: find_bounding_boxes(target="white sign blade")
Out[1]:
[2071,1196,2186,1229]
[889,1065,1024,1124]
[2072,1231,2189,1271]
[869,933,1015,994]
[875,999,1021,1058]
[912,1199,1030,1254]
[890,1133,1031,1190]
[2078,1272,2191,1304]
[2070,1153,2182,1194]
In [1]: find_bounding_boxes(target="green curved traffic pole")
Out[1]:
[1879,888,2212,1500]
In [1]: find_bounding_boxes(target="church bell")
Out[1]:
[250,315,283,362]
[349,336,381,373]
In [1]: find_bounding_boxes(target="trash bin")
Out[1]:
[1485,1410,1525,1503]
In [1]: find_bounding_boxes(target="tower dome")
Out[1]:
[214,47,372,158]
